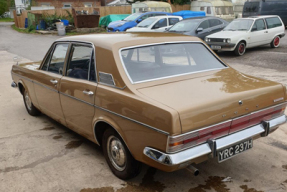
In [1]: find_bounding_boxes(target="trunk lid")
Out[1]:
[137,68,285,134]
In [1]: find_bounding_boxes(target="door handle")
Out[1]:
[264,31,268,33]
[83,90,94,96]
[50,79,58,85]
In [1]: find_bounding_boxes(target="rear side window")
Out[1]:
[47,44,69,75]
[66,45,93,80]
[265,17,282,29]
[169,18,180,26]
[120,43,226,83]
[209,19,223,27]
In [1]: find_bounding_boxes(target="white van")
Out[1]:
[190,0,235,21]
[132,1,172,14]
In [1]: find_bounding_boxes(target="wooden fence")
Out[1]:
[14,4,191,28]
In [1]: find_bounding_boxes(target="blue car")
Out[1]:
[107,12,172,32]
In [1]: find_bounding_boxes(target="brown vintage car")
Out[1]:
[11,33,287,180]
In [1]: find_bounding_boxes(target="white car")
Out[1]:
[126,16,182,32]
[205,15,286,56]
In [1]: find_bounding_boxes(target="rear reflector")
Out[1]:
[167,103,286,153]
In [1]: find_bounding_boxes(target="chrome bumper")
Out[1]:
[11,81,17,88]
[143,115,287,166]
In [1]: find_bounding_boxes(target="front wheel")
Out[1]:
[234,41,246,56]
[23,89,41,116]
[270,36,280,48]
[102,128,141,180]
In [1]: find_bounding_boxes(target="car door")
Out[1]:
[33,43,69,125]
[152,18,168,32]
[59,43,97,137]
[196,20,211,39]
[249,19,269,47]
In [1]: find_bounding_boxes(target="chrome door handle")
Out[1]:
[50,79,58,85]
[83,90,94,96]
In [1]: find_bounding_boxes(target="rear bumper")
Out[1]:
[143,115,286,168]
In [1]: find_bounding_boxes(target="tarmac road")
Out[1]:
[0,23,287,192]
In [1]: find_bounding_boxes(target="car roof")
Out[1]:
[183,16,219,21]
[150,15,182,19]
[248,15,280,19]
[57,33,201,50]
[139,11,170,15]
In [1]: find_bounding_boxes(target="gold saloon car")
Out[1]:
[11,33,287,180]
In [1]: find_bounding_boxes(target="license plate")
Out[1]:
[211,45,221,50]
[218,138,253,163]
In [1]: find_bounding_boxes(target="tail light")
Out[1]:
[167,103,286,153]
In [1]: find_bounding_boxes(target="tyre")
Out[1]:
[234,41,246,56]
[102,128,141,180]
[270,36,280,48]
[23,89,41,116]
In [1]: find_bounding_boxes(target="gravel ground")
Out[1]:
[0,22,287,192]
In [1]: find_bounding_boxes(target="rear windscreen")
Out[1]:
[120,43,226,84]
[243,2,260,13]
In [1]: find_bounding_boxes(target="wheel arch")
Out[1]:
[17,80,27,95]
[93,119,130,152]
[236,39,247,47]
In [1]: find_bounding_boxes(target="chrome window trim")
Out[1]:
[118,41,228,84]
[65,42,94,81]
[56,40,98,83]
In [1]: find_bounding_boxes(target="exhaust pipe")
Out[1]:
[186,164,199,176]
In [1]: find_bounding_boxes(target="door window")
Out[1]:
[252,19,266,31]
[207,7,211,14]
[47,44,69,75]
[169,18,180,26]
[198,20,210,30]
[153,18,167,29]
[209,19,223,27]
[66,44,93,80]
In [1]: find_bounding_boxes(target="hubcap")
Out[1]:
[239,43,245,54]
[274,37,280,47]
[107,136,126,171]
[24,91,32,111]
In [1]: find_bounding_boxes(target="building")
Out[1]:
[34,0,101,8]
[15,0,30,13]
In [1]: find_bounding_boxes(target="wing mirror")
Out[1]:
[251,27,257,32]
[13,56,22,65]
[196,28,203,33]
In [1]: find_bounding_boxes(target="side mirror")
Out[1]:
[196,28,203,33]
[136,19,142,23]
[13,56,22,65]
[251,27,257,32]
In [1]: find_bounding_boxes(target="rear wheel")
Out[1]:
[234,41,246,56]
[23,89,41,116]
[102,128,141,180]
[271,36,280,48]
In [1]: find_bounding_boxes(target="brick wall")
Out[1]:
[35,0,101,8]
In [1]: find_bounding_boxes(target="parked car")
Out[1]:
[107,12,171,32]
[126,16,182,32]
[99,14,130,28]
[11,33,287,180]
[190,0,235,22]
[205,16,286,56]
[167,16,229,40]
[242,0,287,27]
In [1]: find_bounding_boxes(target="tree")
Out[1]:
[0,0,7,16]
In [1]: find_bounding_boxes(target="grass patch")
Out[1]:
[11,24,36,34]
[0,18,14,22]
